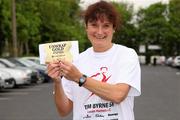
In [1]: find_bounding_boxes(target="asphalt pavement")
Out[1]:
[0,65,179,120]
[135,65,180,120]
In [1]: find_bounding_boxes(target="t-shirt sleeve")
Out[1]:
[117,49,141,96]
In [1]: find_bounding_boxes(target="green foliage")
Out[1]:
[1,0,11,38]
[15,0,41,55]
[0,0,179,57]
[168,0,180,55]
[0,0,86,56]
[137,3,168,42]
[0,0,11,56]
[112,2,138,50]
[0,0,4,55]
[38,0,86,52]
[136,2,172,56]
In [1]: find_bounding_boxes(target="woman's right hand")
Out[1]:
[47,61,62,83]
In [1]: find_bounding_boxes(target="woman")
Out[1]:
[47,1,141,120]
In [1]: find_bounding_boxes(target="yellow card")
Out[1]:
[39,41,79,64]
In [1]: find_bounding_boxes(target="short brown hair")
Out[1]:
[84,1,120,30]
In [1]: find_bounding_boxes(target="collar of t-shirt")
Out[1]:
[91,44,116,58]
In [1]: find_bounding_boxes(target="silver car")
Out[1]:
[0,58,41,84]
[172,56,180,67]
[0,70,16,89]
[0,63,31,86]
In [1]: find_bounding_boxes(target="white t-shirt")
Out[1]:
[62,44,141,120]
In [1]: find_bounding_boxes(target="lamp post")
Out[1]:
[12,0,17,57]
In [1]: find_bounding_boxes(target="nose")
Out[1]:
[97,26,103,35]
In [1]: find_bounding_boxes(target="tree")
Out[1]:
[16,0,41,56]
[0,0,41,56]
[136,2,171,62]
[136,1,180,57]
[113,2,138,50]
[168,0,180,55]
[0,0,12,56]
[12,0,17,57]
[0,0,4,55]
[0,0,87,56]
[38,0,86,52]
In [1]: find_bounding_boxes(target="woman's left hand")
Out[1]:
[60,60,82,83]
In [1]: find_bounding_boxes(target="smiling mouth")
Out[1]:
[94,36,106,39]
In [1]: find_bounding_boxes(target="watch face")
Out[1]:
[80,77,85,83]
[79,75,87,87]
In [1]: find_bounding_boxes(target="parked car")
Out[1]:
[172,56,180,67]
[0,70,15,89]
[165,57,174,66]
[22,56,41,65]
[8,58,51,83]
[0,63,31,86]
[7,58,44,83]
[0,58,41,84]
[21,58,51,82]
[19,58,47,70]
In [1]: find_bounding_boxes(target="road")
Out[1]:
[0,65,180,120]
[0,83,71,120]
[135,65,180,120]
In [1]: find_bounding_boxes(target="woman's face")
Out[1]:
[86,17,114,52]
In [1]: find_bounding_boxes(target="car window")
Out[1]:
[0,63,6,68]
[0,59,16,67]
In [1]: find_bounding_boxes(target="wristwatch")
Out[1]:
[78,74,87,87]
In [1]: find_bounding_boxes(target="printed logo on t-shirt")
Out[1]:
[85,66,111,101]
[81,66,121,119]
[83,101,118,119]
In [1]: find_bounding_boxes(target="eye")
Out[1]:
[103,24,111,29]
[104,24,110,27]
[90,23,97,27]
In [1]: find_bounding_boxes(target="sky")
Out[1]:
[80,0,169,11]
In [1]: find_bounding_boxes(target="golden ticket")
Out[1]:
[39,41,79,64]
